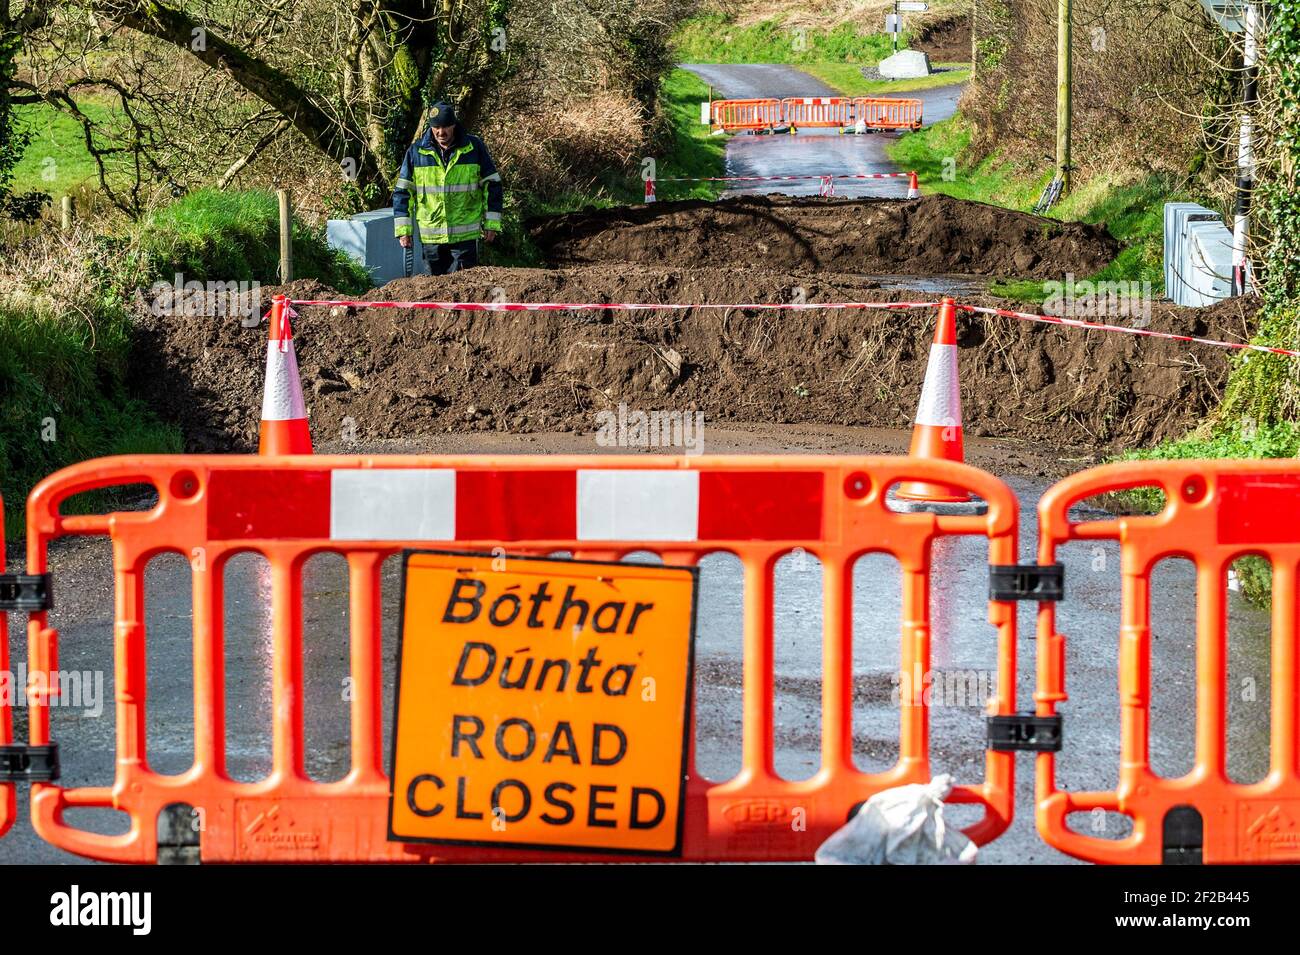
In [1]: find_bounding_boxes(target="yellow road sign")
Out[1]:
[388,550,697,855]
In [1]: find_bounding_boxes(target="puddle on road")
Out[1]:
[869,273,992,297]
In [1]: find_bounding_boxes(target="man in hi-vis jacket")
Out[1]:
[392,101,503,273]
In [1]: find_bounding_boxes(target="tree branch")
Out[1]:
[91,1,380,184]
[216,117,291,188]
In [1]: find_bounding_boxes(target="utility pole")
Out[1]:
[971,1,978,79]
[1232,2,1259,295]
[1057,0,1073,194]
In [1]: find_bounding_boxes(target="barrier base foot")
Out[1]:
[887,493,989,516]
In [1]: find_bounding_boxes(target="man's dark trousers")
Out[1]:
[423,239,479,274]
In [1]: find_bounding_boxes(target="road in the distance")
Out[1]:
[680,63,963,199]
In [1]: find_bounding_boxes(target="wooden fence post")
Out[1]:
[278,188,294,283]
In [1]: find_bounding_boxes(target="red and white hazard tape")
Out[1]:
[653,172,912,183]
[288,299,940,312]
[207,467,824,542]
[958,304,1300,359]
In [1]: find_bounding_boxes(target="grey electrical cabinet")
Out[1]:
[1164,202,1236,307]
[326,207,431,287]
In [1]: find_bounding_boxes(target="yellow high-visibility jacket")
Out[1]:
[392,128,503,244]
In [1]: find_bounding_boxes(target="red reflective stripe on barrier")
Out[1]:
[1217,474,1300,545]
[456,469,577,540]
[203,468,821,542]
[699,471,823,540]
[207,469,331,539]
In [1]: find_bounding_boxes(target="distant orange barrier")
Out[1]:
[710,98,784,131]
[781,97,856,128]
[708,97,923,132]
[852,97,923,131]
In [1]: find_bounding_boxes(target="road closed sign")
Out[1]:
[388,550,697,855]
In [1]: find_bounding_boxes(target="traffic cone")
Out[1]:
[258,294,312,455]
[644,177,656,203]
[907,171,920,200]
[892,298,986,515]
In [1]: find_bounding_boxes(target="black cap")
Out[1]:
[428,101,458,128]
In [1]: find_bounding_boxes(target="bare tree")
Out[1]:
[6,0,513,212]
[5,0,691,216]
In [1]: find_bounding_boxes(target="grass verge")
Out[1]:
[138,189,371,291]
[674,15,900,65]
[804,63,971,95]
[0,297,183,533]
[649,68,728,201]
[10,100,117,198]
[1,189,371,532]
[889,115,1188,301]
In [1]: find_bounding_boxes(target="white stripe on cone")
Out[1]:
[913,343,962,427]
[577,470,699,541]
[261,341,307,421]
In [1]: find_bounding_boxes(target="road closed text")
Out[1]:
[388,551,696,855]
[404,716,670,830]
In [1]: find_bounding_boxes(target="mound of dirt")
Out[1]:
[912,15,972,63]
[530,195,1119,278]
[132,265,1253,459]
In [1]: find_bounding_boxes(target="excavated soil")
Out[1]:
[132,266,1255,463]
[530,195,1119,278]
[912,15,973,63]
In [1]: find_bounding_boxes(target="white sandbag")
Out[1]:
[815,774,977,865]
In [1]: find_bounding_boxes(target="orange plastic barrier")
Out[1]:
[19,453,1020,862]
[708,97,923,132]
[0,496,13,840]
[710,98,784,131]
[852,97,923,130]
[1034,460,1300,864]
[781,96,855,128]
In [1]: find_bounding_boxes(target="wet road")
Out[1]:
[680,64,963,200]
[0,430,1274,865]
